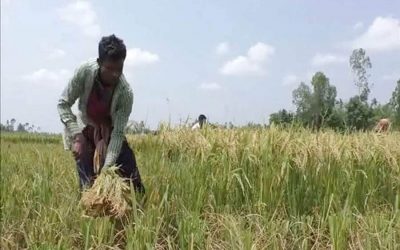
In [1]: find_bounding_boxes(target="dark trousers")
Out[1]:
[76,126,145,193]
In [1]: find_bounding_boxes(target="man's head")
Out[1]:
[198,114,207,127]
[97,34,127,86]
[375,118,390,132]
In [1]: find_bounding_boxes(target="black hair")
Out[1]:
[98,34,127,62]
[199,114,207,121]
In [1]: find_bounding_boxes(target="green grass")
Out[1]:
[1,127,399,249]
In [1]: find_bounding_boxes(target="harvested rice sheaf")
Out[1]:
[80,166,132,218]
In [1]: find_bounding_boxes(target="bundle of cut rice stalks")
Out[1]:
[80,166,132,218]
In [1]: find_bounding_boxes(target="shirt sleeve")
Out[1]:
[103,88,133,167]
[57,64,87,137]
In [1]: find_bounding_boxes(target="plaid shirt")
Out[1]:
[57,60,133,167]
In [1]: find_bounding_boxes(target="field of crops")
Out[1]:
[1,127,399,249]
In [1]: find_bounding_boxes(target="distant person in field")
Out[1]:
[57,34,145,193]
[374,118,390,133]
[191,114,207,130]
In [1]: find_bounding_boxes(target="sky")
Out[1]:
[1,0,399,132]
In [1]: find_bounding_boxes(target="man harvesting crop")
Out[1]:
[374,118,390,133]
[191,114,207,130]
[58,34,145,194]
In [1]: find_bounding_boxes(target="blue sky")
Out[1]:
[1,0,399,132]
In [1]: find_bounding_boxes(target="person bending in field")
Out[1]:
[191,114,207,130]
[374,118,390,133]
[57,34,145,193]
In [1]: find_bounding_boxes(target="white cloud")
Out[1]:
[199,82,221,90]
[221,56,263,76]
[47,49,66,60]
[311,53,346,67]
[352,16,400,51]
[382,72,399,81]
[58,1,101,37]
[220,42,275,76]
[216,42,230,55]
[353,21,364,30]
[282,74,299,86]
[23,69,70,87]
[247,43,275,62]
[125,48,160,67]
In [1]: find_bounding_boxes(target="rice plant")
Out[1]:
[1,127,399,249]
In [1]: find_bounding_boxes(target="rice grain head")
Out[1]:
[80,166,132,218]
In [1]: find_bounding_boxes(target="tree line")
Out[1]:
[0,119,41,133]
[269,48,400,131]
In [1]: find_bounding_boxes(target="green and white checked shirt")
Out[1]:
[57,59,133,167]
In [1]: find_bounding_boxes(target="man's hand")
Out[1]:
[72,133,85,160]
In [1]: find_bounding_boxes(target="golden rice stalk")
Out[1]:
[80,166,131,218]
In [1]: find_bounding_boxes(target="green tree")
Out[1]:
[17,123,26,132]
[349,48,372,102]
[310,72,337,130]
[292,72,337,130]
[0,123,7,131]
[9,118,16,131]
[370,97,392,121]
[292,82,313,126]
[269,109,295,126]
[390,79,400,126]
[345,96,374,130]
[325,99,346,131]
